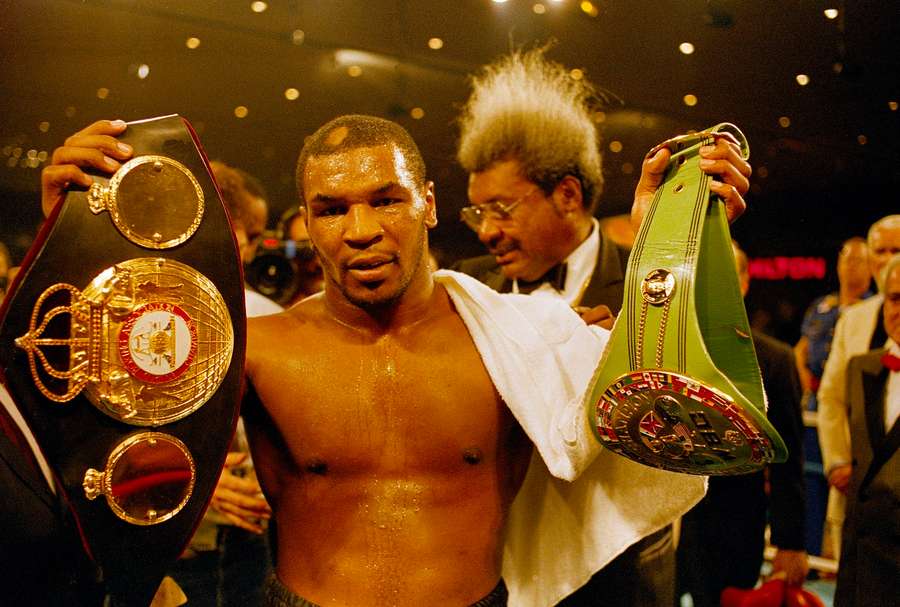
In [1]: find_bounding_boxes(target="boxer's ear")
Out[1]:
[424,181,438,229]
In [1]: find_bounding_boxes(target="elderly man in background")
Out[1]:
[794,236,871,558]
[833,253,900,606]
[453,48,751,606]
[817,214,900,561]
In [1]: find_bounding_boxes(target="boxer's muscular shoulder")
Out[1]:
[245,297,323,384]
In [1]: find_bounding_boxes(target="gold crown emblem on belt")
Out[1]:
[15,257,233,426]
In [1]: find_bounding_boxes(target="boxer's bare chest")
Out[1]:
[247,306,515,477]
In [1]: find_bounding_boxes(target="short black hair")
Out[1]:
[295,115,427,207]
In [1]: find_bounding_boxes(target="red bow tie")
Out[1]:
[882,352,900,372]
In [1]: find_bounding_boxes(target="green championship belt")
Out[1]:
[587,123,787,475]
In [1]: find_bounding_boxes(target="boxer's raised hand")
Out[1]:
[41,119,133,217]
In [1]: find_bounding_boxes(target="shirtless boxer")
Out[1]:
[41,116,750,606]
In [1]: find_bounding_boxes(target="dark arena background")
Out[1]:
[1,0,897,344]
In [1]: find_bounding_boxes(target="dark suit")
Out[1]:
[453,226,630,314]
[675,332,807,607]
[458,229,683,607]
[835,349,900,607]
[0,398,103,606]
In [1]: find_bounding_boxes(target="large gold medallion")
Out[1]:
[15,258,232,425]
[87,155,204,249]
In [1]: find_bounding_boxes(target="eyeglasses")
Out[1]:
[459,187,539,231]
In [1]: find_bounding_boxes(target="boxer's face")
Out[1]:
[884,264,900,344]
[303,143,436,308]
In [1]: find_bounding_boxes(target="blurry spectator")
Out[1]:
[280,206,324,302]
[817,215,900,563]
[833,253,900,606]
[793,237,871,559]
[795,237,872,408]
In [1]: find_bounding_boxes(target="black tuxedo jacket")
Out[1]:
[835,349,900,607]
[452,227,630,313]
[0,405,103,606]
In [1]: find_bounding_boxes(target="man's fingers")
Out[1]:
[709,180,747,223]
[51,145,125,175]
[211,488,271,518]
[61,133,133,162]
[41,164,94,217]
[699,140,751,193]
[640,148,670,183]
[220,511,265,534]
[223,452,249,468]
[213,491,271,516]
[68,119,128,141]
[577,305,615,330]
[42,164,93,191]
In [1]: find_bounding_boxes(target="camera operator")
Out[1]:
[246,206,323,307]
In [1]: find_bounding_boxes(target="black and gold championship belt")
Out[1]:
[0,116,246,605]
[586,123,787,475]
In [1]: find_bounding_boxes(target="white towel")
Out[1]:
[435,270,706,606]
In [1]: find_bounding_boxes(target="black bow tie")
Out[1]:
[515,262,567,294]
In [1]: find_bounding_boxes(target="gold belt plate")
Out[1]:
[14,258,233,425]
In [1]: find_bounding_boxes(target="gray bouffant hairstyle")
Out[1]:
[457,48,604,212]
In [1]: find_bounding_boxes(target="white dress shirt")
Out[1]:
[515,218,600,306]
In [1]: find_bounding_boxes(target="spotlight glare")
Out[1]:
[796,74,810,86]
[284,88,300,101]
[533,3,546,14]
[234,106,249,118]
[778,116,791,128]
[580,1,599,17]
[186,37,201,49]
[679,42,695,55]
[347,65,363,77]
[292,29,305,45]
[889,100,898,111]
[410,107,425,120]
[609,141,623,153]
[250,1,268,13]
[569,68,584,80]
[137,64,150,79]
[492,0,508,3]
[38,121,50,133]
[824,8,838,19]
[96,87,109,100]
[428,37,444,50]
[683,93,698,107]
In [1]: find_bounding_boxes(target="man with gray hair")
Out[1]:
[453,48,751,605]
[832,252,900,606]
[817,214,900,560]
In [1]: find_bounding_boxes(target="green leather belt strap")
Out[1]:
[587,123,787,475]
